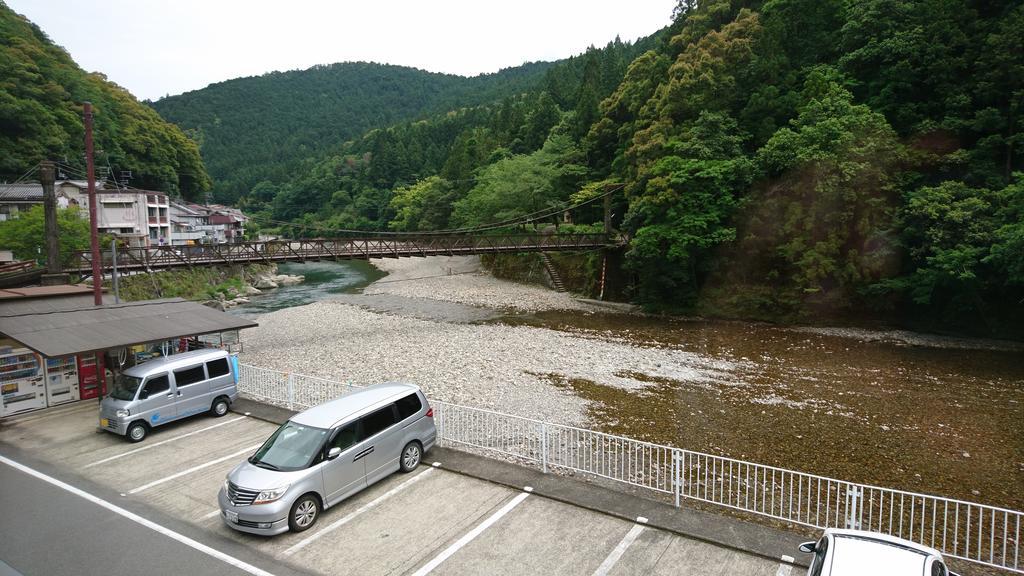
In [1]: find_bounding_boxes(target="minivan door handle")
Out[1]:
[353,446,374,462]
[165,393,174,399]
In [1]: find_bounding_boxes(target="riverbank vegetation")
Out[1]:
[115,264,273,302]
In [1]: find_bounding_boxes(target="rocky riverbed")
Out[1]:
[239,255,1024,511]
[241,256,733,424]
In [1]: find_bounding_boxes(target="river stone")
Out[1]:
[255,276,278,290]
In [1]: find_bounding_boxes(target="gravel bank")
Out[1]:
[240,301,746,424]
[364,255,597,313]
[240,256,745,424]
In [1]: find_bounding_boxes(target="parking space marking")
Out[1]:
[592,523,646,576]
[776,555,794,576]
[126,443,262,495]
[83,416,249,469]
[200,509,223,521]
[0,454,277,576]
[409,489,531,576]
[283,467,436,556]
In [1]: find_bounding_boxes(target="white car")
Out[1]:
[798,528,960,576]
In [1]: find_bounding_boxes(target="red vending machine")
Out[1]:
[77,354,104,400]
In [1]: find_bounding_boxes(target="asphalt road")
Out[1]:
[0,461,259,576]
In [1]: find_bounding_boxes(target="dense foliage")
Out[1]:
[150,61,558,204]
[0,2,210,198]
[162,0,1023,334]
[0,205,102,266]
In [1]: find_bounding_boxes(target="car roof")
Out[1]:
[825,528,944,558]
[290,382,421,428]
[824,529,936,576]
[123,348,229,378]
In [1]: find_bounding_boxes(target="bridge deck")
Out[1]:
[69,234,616,276]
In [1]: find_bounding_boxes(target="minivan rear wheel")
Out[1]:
[288,494,320,532]
[211,397,229,417]
[127,422,147,443]
[400,441,422,472]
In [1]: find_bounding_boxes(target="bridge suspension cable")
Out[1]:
[248,183,625,237]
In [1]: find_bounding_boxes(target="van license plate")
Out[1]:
[226,510,238,523]
[100,418,109,427]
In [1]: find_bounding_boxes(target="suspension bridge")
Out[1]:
[67,233,620,278]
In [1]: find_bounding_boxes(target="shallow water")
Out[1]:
[500,312,1024,511]
[229,260,384,316]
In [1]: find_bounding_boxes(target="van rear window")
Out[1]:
[206,358,229,378]
[174,365,206,387]
[396,393,422,420]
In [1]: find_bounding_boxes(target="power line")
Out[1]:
[249,183,624,237]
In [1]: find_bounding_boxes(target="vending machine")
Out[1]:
[77,354,103,400]
[0,347,46,417]
[44,356,79,406]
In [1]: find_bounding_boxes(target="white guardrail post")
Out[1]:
[673,449,681,508]
[540,422,548,473]
[286,373,295,410]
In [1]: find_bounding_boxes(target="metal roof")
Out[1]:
[0,285,96,300]
[0,297,257,358]
[0,180,91,200]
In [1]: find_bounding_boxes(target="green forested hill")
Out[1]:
[150,60,559,204]
[224,0,1021,334]
[0,2,210,198]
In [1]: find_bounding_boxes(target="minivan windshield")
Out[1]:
[249,421,328,471]
[110,374,142,401]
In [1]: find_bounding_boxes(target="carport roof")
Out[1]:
[0,297,257,357]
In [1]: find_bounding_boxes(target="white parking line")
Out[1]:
[84,416,248,469]
[592,523,646,576]
[200,509,223,521]
[0,454,277,576]
[410,489,531,576]
[127,443,262,495]
[283,467,436,556]
[776,555,795,576]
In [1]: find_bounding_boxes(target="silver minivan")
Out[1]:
[99,348,239,442]
[218,382,436,535]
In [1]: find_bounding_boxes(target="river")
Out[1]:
[229,260,384,316]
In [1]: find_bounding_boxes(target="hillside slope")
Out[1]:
[150,60,554,203]
[0,2,210,198]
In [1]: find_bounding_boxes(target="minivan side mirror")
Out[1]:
[327,447,342,460]
[798,541,816,554]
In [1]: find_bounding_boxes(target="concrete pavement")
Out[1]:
[0,399,803,576]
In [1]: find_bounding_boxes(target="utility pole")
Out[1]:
[40,161,69,285]
[84,102,102,306]
[84,102,107,402]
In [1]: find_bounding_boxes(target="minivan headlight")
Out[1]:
[253,485,290,505]
[116,408,130,417]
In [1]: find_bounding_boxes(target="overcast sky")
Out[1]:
[8,1,676,101]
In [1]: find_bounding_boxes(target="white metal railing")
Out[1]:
[236,363,1022,574]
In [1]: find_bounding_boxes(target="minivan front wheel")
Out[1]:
[400,441,422,472]
[127,422,147,443]
[211,397,229,417]
[288,494,320,532]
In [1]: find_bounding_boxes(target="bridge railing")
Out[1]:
[68,234,616,274]
[235,362,1022,574]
